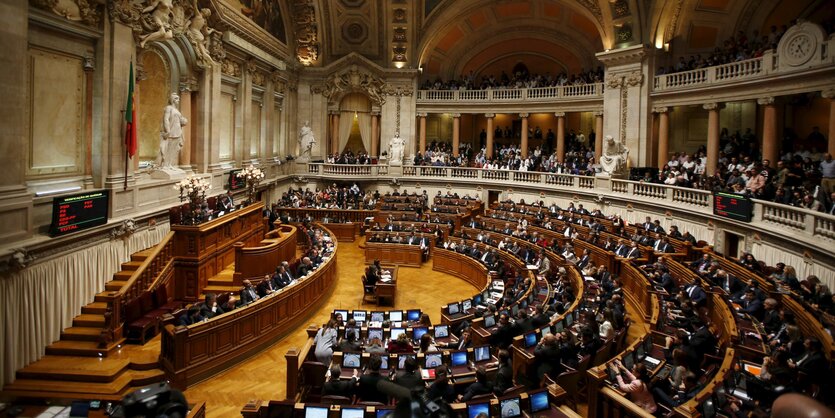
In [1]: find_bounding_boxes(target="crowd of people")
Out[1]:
[175,223,335,326]
[420,67,605,91]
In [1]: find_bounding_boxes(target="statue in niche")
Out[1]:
[298,120,316,162]
[139,0,176,48]
[599,135,629,176]
[157,93,187,170]
[388,135,406,166]
[185,0,217,67]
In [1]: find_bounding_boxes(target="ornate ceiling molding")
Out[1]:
[306,52,416,104]
[290,0,320,66]
[201,0,290,62]
[31,0,104,28]
[595,45,647,67]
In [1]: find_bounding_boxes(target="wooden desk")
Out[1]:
[364,242,423,267]
[320,222,360,242]
[375,266,398,306]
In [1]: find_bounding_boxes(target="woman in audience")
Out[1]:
[609,360,657,413]
[599,308,616,340]
[418,333,439,353]
[313,319,338,365]
[387,332,414,353]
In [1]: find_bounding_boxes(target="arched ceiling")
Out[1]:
[416,0,608,79]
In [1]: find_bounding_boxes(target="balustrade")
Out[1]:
[416,83,604,104]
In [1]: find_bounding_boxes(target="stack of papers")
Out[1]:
[420,369,436,380]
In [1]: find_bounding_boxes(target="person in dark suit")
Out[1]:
[739,290,764,320]
[177,306,204,326]
[515,310,534,333]
[762,298,782,335]
[200,293,224,319]
[654,238,674,253]
[459,366,493,401]
[257,274,278,297]
[322,365,357,397]
[220,190,234,212]
[356,355,388,403]
[534,334,563,385]
[490,314,516,349]
[393,356,424,392]
[684,282,707,307]
[296,257,314,277]
[426,367,456,403]
[625,242,641,259]
[240,279,260,305]
[493,349,514,395]
[530,305,550,329]
[688,322,717,360]
[790,338,828,384]
[576,250,591,270]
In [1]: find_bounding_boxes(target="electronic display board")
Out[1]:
[50,190,110,236]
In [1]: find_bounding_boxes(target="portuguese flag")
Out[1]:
[125,61,137,158]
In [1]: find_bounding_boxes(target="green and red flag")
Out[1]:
[125,61,137,158]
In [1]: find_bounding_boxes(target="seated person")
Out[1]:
[177,306,204,326]
[393,356,424,391]
[338,330,362,353]
[356,355,388,404]
[240,279,260,305]
[322,365,358,397]
[458,366,493,401]
[610,360,657,414]
[387,332,414,353]
[199,293,223,319]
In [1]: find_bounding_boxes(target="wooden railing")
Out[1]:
[159,224,338,389]
[232,224,298,286]
[102,231,176,343]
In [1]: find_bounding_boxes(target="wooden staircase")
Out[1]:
[3,248,167,401]
[201,265,240,295]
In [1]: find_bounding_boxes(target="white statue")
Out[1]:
[298,120,316,162]
[157,93,187,169]
[599,135,629,176]
[185,0,216,67]
[140,0,175,48]
[388,135,406,166]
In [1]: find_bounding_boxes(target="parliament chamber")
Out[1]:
[1,0,835,417]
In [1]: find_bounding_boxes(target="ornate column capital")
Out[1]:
[245,59,258,75]
[757,97,775,106]
[554,112,566,118]
[702,102,723,111]
[417,112,428,118]
[451,113,461,118]
[485,113,495,118]
[82,56,95,73]
[652,106,669,114]
[519,113,529,118]
[821,88,835,99]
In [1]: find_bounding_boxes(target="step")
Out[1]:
[202,285,241,294]
[73,314,105,328]
[81,302,109,315]
[44,338,125,357]
[105,280,128,291]
[120,260,144,271]
[94,291,118,303]
[128,368,166,387]
[6,371,137,397]
[112,270,135,281]
[61,327,105,342]
[131,249,153,262]
[16,356,131,382]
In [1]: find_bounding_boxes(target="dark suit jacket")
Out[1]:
[357,373,388,403]
[240,287,259,305]
[461,381,493,401]
[322,377,356,397]
[393,370,424,391]
[534,344,563,381]
[494,364,514,395]
[297,263,313,277]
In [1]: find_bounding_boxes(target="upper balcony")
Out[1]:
[415,83,605,114]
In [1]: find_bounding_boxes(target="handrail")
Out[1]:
[416,83,604,103]
[102,231,176,341]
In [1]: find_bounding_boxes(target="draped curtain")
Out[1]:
[0,224,170,384]
[337,112,354,154]
[338,93,370,154]
[356,112,371,153]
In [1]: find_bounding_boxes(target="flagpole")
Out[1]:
[124,147,129,191]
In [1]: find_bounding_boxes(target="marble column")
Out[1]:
[704,102,723,175]
[594,111,604,160]
[823,89,835,156]
[520,113,529,157]
[178,82,192,169]
[555,112,566,162]
[655,107,670,167]
[486,114,495,159]
[331,112,340,155]
[0,0,32,240]
[370,112,379,157]
[418,113,427,154]
[758,97,778,165]
[452,113,461,157]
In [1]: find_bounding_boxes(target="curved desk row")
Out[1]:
[232,224,298,285]
[159,225,339,389]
